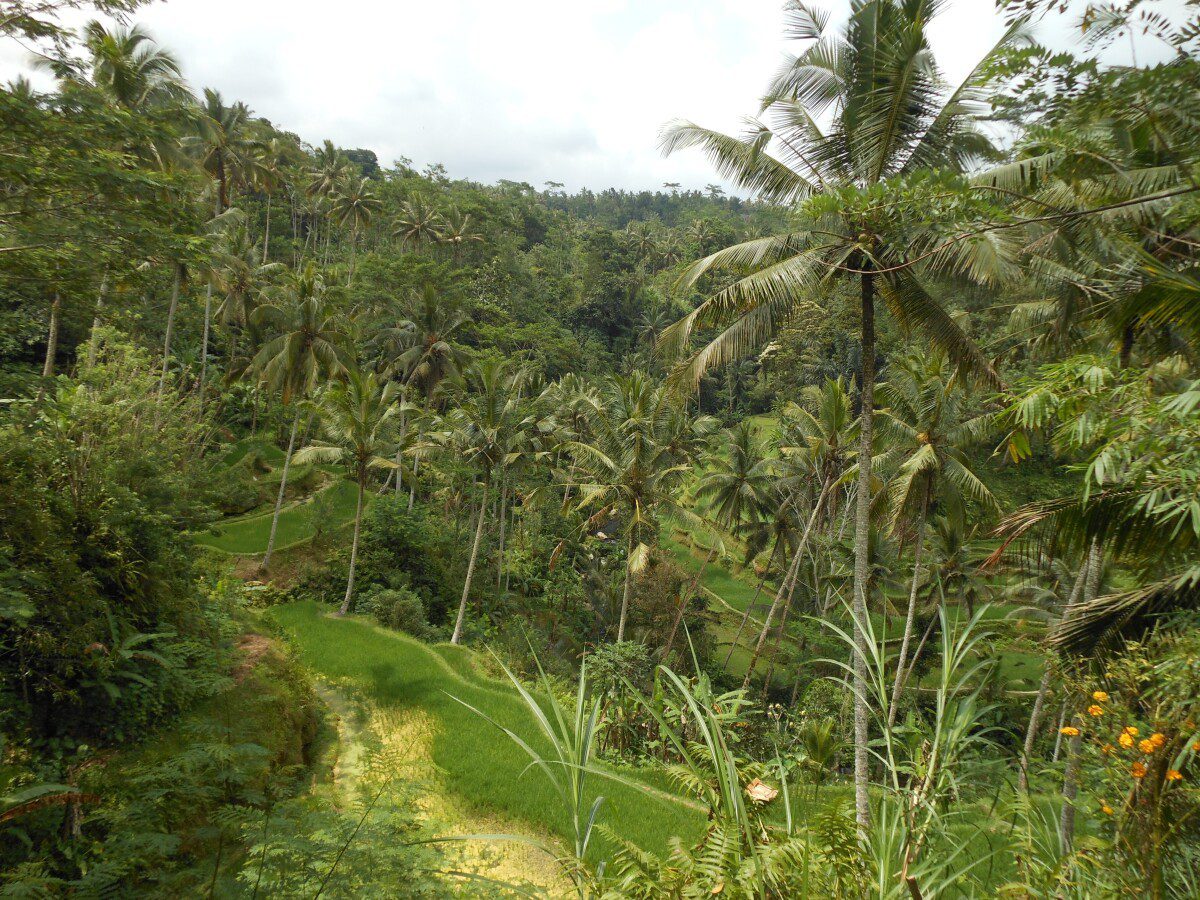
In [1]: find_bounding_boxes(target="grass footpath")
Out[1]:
[268,602,706,862]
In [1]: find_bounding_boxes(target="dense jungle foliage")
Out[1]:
[2,0,1200,896]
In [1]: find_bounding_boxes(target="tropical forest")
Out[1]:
[2,0,1199,895]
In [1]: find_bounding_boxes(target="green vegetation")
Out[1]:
[3,0,1199,895]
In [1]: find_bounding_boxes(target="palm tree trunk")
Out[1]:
[408,416,426,512]
[337,478,366,616]
[888,485,930,727]
[852,268,876,831]
[199,280,212,401]
[743,479,831,692]
[663,547,715,662]
[617,531,635,642]
[1018,556,1091,792]
[347,223,358,286]
[156,264,182,407]
[261,408,300,571]
[762,562,805,695]
[451,477,489,644]
[496,475,508,594]
[41,292,61,380]
[263,193,272,264]
[87,273,108,367]
[724,536,781,670]
[1059,542,1102,851]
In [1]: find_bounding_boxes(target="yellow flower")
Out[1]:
[1150,733,1166,748]
[1119,733,1135,749]
[1088,705,1104,717]
[1093,691,1109,702]
[1101,804,1114,815]
[1166,769,1183,782]
[1060,726,1080,737]
[1124,725,1139,737]
[1139,739,1156,754]
[1131,762,1147,778]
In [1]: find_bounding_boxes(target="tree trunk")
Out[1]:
[87,273,108,367]
[496,475,509,594]
[889,485,930,727]
[724,536,781,669]
[617,531,635,642]
[408,418,426,512]
[762,563,805,695]
[393,403,408,498]
[743,479,830,692]
[156,264,182,407]
[1058,542,1102,851]
[451,478,489,644]
[199,280,212,401]
[852,269,876,830]
[1018,557,1090,792]
[663,547,715,662]
[337,478,366,616]
[42,293,61,380]
[261,409,300,571]
[263,193,272,264]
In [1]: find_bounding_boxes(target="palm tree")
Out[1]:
[437,358,526,644]
[566,372,713,641]
[79,20,190,110]
[438,206,484,262]
[658,0,1019,826]
[393,195,444,252]
[213,216,281,376]
[295,370,399,615]
[330,175,383,283]
[185,88,265,214]
[256,137,291,264]
[874,352,997,722]
[251,264,350,570]
[374,286,469,508]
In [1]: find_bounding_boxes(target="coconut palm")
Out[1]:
[393,195,444,252]
[250,264,351,569]
[566,372,712,641]
[875,352,998,722]
[79,20,191,110]
[436,358,527,644]
[213,216,281,376]
[658,0,1020,825]
[256,137,292,264]
[330,174,383,283]
[375,285,470,507]
[295,369,399,615]
[438,206,484,262]
[185,88,265,214]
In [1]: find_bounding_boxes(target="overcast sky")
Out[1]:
[1,0,1181,192]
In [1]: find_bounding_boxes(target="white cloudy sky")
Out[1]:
[1,0,1181,191]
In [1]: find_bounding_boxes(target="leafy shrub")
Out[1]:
[363,587,430,638]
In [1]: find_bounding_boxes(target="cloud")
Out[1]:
[2,0,1176,192]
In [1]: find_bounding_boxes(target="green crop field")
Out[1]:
[195,479,361,554]
[268,601,706,859]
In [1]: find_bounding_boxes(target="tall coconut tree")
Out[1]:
[393,195,444,252]
[874,351,997,722]
[79,20,191,110]
[437,358,527,644]
[566,372,714,641]
[251,264,350,570]
[438,206,484,262]
[330,174,383,283]
[185,88,265,214]
[295,369,399,615]
[658,0,1020,826]
[375,286,469,508]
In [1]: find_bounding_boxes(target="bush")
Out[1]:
[364,587,430,638]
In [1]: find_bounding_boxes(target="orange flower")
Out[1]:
[1139,739,1156,754]
[1060,726,1080,737]
[1131,762,1147,778]
[1192,741,1200,753]
[1101,743,1115,755]
[1119,733,1135,749]
[1088,705,1104,717]
[1124,726,1139,737]
[1093,690,1109,702]
[1150,733,1166,748]
[1101,804,1114,815]
[1166,769,1183,782]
